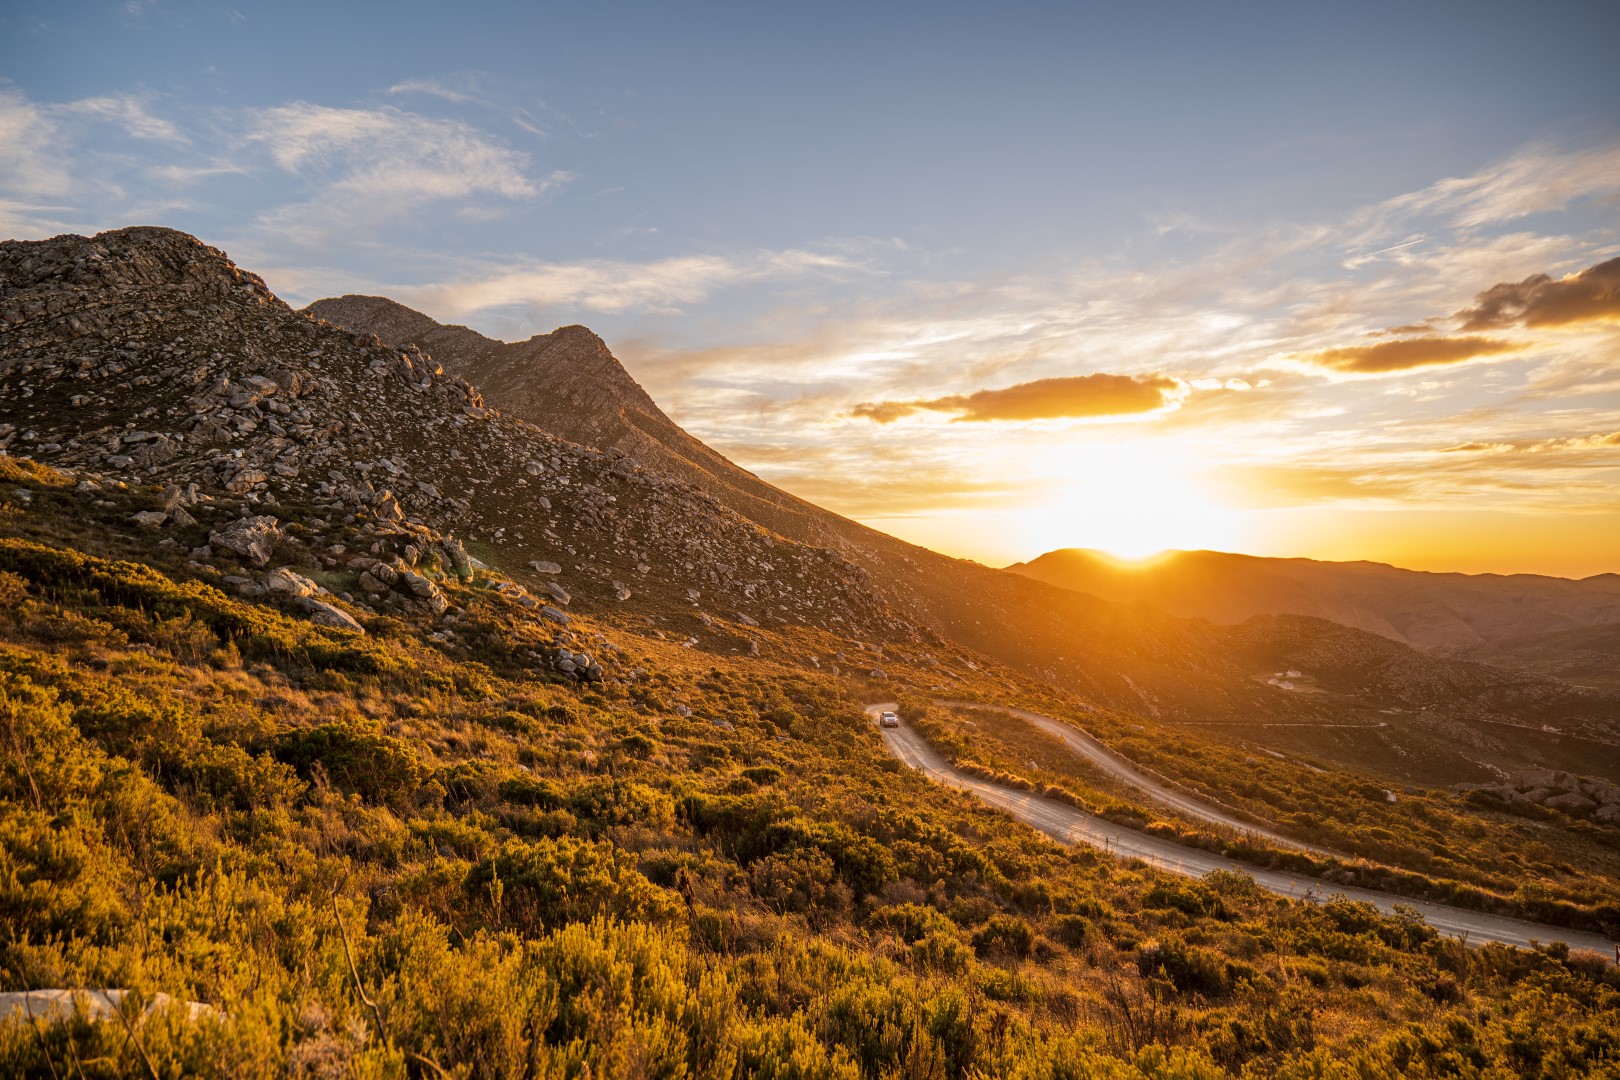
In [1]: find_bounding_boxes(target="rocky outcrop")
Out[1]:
[1459,769,1620,825]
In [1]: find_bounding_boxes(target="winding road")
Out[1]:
[939,700,1327,854]
[865,703,1618,959]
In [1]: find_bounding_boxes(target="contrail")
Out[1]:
[1356,236,1427,259]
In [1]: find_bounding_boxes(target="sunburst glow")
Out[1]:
[1022,448,1241,560]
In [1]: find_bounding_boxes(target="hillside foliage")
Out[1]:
[0,463,1617,1078]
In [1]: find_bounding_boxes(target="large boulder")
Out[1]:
[1513,768,1577,792]
[266,566,320,597]
[1544,792,1597,816]
[397,567,450,614]
[294,596,365,633]
[208,515,281,567]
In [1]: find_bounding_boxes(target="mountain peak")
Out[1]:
[6,225,275,298]
[305,295,659,422]
[303,294,853,545]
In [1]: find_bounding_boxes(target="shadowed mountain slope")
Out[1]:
[1453,621,1620,693]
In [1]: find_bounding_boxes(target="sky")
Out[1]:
[3,1,1619,577]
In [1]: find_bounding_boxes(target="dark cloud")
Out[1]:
[1455,256,1620,331]
[1300,335,1520,375]
[852,373,1180,423]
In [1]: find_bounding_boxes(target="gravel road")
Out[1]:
[865,703,1617,959]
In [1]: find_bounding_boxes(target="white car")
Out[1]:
[879,711,900,728]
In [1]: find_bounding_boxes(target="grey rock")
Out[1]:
[0,989,215,1027]
[266,566,319,597]
[442,537,473,578]
[1544,792,1597,816]
[131,510,167,528]
[295,596,364,633]
[540,604,570,625]
[398,568,438,597]
[208,514,281,566]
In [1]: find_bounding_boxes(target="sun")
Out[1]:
[1018,445,1240,560]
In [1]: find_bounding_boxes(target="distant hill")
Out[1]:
[1006,548,1620,651]
[1453,621,1620,693]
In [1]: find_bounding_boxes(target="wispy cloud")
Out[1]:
[1441,430,1620,455]
[386,77,488,106]
[400,247,875,318]
[241,102,558,243]
[0,89,81,235]
[59,93,188,144]
[1376,141,1620,231]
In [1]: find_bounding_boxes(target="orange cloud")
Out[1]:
[1439,441,1513,453]
[1455,256,1620,331]
[1298,335,1521,375]
[853,372,1181,423]
[1438,431,1620,455]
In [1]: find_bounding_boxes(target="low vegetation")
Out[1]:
[2,463,1618,1077]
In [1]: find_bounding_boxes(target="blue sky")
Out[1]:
[4,1,1619,573]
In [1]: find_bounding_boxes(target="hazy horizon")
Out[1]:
[3,0,1617,577]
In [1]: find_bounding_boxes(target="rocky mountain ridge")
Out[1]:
[304,294,848,548]
[0,227,913,646]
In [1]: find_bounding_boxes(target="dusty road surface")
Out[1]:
[864,704,1618,959]
[940,699,1325,853]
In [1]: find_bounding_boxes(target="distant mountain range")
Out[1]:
[4,227,1616,789]
[1006,548,1620,690]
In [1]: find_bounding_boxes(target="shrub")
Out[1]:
[276,722,429,806]
[972,913,1036,959]
[464,836,682,935]
[1138,936,1252,998]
